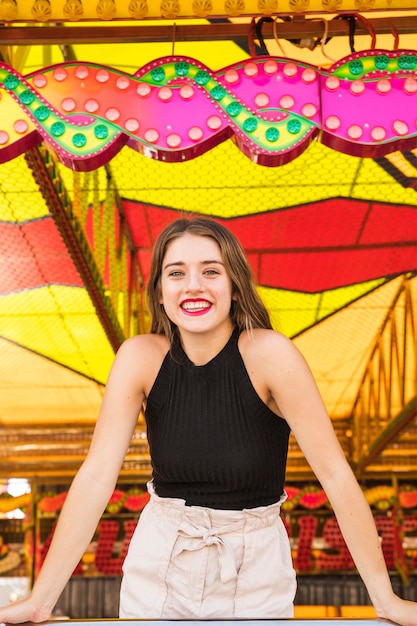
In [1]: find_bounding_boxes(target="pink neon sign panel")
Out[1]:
[0,50,416,170]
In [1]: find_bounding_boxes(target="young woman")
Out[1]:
[0,217,416,625]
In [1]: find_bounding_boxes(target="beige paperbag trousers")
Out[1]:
[119,482,296,619]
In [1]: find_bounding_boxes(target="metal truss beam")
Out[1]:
[25,144,126,351]
[352,274,417,476]
[356,397,417,475]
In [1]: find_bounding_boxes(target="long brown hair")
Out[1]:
[147,217,272,340]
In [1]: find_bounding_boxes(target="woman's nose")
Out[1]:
[185,271,203,291]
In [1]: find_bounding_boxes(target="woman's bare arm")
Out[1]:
[0,334,157,624]
[261,330,417,626]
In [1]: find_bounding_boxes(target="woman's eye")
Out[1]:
[168,270,183,277]
[204,269,219,275]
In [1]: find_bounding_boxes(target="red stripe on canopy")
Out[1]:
[122,198,417,293]
[0,218,83,294]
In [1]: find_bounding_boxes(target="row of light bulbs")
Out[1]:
[0,0,380,24]
[0,0,279,22]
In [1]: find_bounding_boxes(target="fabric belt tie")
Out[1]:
[172,519,242,584]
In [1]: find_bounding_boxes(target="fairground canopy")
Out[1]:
[0,2,416,482]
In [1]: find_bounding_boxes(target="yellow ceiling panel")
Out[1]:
[106,140,417,217]
[0,337,104,425]
[294,277,406,417]
[0,286,114,382]
[260,278,387,338]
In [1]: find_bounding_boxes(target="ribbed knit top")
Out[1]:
[145,327,290,510]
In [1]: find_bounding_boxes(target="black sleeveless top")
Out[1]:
[145,327,290,510]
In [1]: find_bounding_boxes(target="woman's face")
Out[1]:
[159,233,235,338]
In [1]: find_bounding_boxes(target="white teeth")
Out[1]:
[182,301,209,311]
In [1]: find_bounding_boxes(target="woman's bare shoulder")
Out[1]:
[108,333,170,397]
[122,332,170,350]
[239,328,309,383]
[118,332,170,364]
[239,327,296,358]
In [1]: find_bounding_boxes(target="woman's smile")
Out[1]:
[180,298,212,315]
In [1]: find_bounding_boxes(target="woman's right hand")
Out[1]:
[0,596,52,625]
